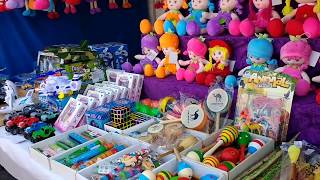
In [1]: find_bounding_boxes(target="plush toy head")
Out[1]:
[247,37,274,65]
[249,0,272,20]
[283,0,319,16]
[141,34,160,55]
[189,0,215,12]
[163,0,188,10]
[184,38,207,59]
[208,40,232,64]
[280,40,312,70]
[159,32,180,56]
[219,0,243,14]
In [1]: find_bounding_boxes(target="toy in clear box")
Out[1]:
[234,70,295,143]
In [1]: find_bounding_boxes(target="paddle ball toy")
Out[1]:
[237,132,251,161]
[186,150,204,162]
[204,126,239,157]
[220,147,240,164]
[156,171,172,180]
[202,156,220,167]
[139,170,156,180]
[288,145,301,180]
[247,139,265,155]
[217,161,236,172]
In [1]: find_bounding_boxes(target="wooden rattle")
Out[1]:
[237,132,251,161]
[159,136,198,159]
[247,139,265,155]
[156,171,172,180]
[288,145,300,180]
[174,147,193,179]
[202,156,220,167]
[220,147,240,164]
[204,126,239,158]
[217,161,236,172]
[186,150,204,162]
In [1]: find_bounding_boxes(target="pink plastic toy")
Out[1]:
[176,38,208,83]
[275,39,312,96]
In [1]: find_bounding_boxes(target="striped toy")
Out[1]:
[202,156,220,167]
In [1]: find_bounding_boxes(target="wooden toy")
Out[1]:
[237,132,251,161]
[217,161,235,172]
[156,170,172,180]
[174,148,193,179]
[202,156,219,167]
[159,136,198,159]
[186,150,204,162]
[200,174,219,180]
[247,139,265,155]
[220,147,240,164]
[139,170,156,180]
[204,126,239,158]
[288,145,300,180]
[181,104,208,131]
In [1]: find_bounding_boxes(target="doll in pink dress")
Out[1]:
[176,38,208,83]
[275,39,312,96]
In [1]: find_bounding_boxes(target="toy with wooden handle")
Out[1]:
[159,119,180,124]
[203,126,239,158]
[215,112,221,133]
[158,136,198,159]
[288,145,300,180]
[237,132,251,162]
[174,147,193,179]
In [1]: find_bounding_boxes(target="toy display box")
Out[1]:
[185,132,275,180]
[51,133,142,180]
[89,42,129,70]
[30,125,107,170]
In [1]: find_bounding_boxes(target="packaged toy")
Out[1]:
[196,40,232,86]
[177,0,215,36]
[155,32,180,79]
[228,0,283,37]
[108,0,131,9]
[238,35,277,76]
[234,70,295,143]
[207,0,243,36]
[176,37,208,83]
[275,38,312,96]
[282,0,320,38]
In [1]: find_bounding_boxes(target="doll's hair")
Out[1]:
[159,33,180,52]
[188,0,215,13]
[249,0,272,20]
[163,0,188,10]
[218,0,243,15]
[209,46,230,64]
[282,0,293,15]
[314,0,320,13]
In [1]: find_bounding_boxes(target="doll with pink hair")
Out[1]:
[206,0,243,36]
[176,37,208,83]
[228,0,284,37]
[275,39,312,96]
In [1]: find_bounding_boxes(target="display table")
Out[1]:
[0,127,62,180]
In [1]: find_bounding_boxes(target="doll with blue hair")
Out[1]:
[238,34,277,76]
[176,0,215,36]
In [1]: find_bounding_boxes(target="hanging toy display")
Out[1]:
[64,0,80,14]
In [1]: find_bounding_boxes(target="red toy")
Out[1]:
[220,147,240,164]
[237,132,251,162]
[5,115,39,135]
[17,116,39,130]
[0,0,7,12]
[217,161,236,172]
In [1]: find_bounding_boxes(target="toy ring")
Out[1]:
[159,96,176,113]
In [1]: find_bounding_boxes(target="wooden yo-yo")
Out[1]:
[288,145,301,180]
[205,88,230,133]
[159,135,198,159]
[181,104,208,131]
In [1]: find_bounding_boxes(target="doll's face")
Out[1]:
[188,51,200,60]
[282,57,304,66]
[212,50,225,62]
[167,0,184,9]
[253,0,270,9]
[295,0,315,3]
[191,0,209,10]
[220,0,237,12]
[142,47,154,55]
[249,55,267,64]
[162,47,176,56]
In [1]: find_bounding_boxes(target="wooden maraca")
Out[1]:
[237,132,251,162]
[174,148,193,179]
[159,136,198,159]
[220,147,240,164]
[288,145,300,180]
[203,126,239,158]
[217,161,236,172]
[202,156,220,167]
[247,139,265,156]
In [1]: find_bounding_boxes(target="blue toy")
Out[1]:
[23,122,48,140]
[68,132,88,144]
[200,174,219,180]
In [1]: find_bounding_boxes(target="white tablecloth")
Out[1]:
[0,127,63,180]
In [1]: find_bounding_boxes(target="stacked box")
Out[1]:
[111,106,131,124]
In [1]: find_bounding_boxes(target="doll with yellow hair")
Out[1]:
[196,40,232,86]
[154,32,181,79]
[282,0,320,38]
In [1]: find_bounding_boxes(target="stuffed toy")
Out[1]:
[196,40,232,86]
[108,0,131,9]
[176,37,208,83]
[238,34,277,76]
[122,34,161,77]
[64,0,80,14]
[155,32,181,79]
[154,0,163,9]
[176,0,215,36]
[23,0,58,19]
[228,0,284,37]
[47,0,59,19]
[282,0,320,38]
[87,0,101,15]
[5,0,24,10]
[207,0,243,36]
[0,0,7,12]
[275,39,312,96]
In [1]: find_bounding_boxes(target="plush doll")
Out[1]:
[64,0,80,14]
[155,32,181,79]
[47,0,59,19]
[228,0,284,37]
[108,0,131,9]
[176,37,208,83]
[122,34,161,77]
[196,40,232,86]
[87,0,101,15]
[238,34,277,76]
[282,0,320,38]
[275,39,312,96]
[0,0,7,12]
[5,0,24,10]
[207,0,243,36]
[23,0,57,19]
[176,0,215,36]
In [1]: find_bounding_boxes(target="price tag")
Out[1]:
[169,51,178,64]
[146,50,158,61]
[309,51,320,67]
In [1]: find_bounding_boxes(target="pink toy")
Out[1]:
[275,39,312,96]
[176,38,208,83]
[5,0,23,9]
[229,0,283,37]
[282,0,320,38]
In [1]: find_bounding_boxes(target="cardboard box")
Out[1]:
[185,132,274,180]
[29,125,107,170]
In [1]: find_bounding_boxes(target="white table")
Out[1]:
[0,126,63,180]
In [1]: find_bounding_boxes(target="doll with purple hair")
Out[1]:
[206,0,243,36]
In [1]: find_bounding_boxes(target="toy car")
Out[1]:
[5,115,28,135]
[31,125,55,143]
[17,116,39,132]
[40,111,59,124]
[23,121,47,140]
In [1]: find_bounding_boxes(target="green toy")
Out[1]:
[238,132,252,162]
[31,126,55,143]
